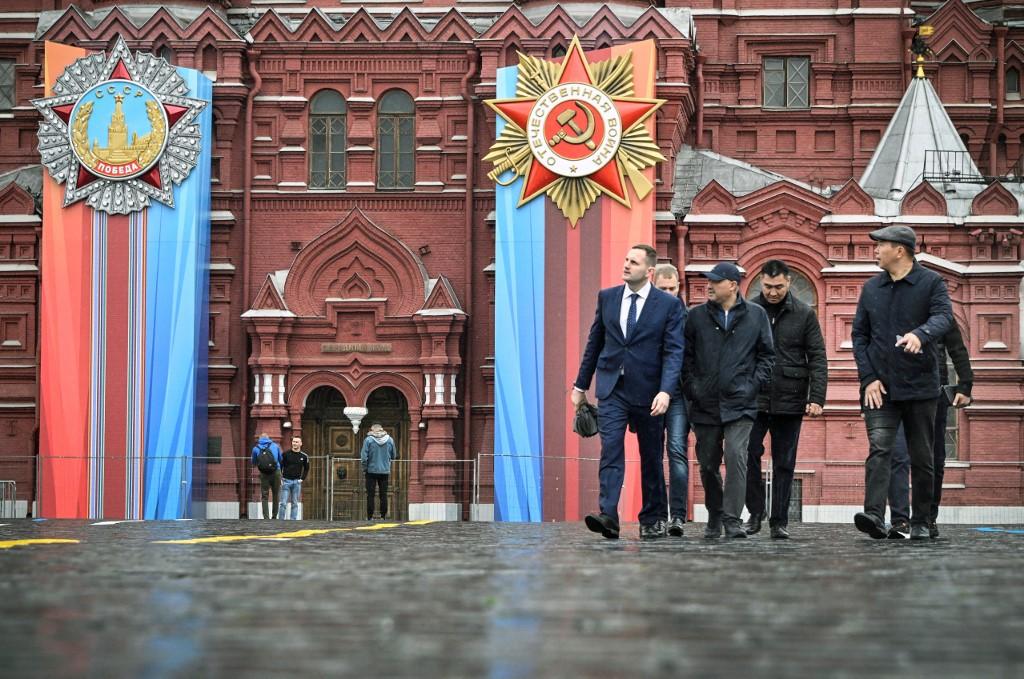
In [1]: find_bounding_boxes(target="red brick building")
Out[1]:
[0,0,1021,520]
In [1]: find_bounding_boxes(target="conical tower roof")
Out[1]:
[859,70,979,201]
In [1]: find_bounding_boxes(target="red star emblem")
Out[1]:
[487,37,663,209]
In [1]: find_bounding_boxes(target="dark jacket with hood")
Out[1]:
[681,293,776,425]
[751,292,828,415]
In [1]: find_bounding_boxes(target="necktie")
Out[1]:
[626,293,638,340]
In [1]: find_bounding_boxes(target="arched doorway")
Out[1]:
[301,386,355,520]
[359,387,411,521]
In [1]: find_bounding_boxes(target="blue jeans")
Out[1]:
[279,478,302,520]
[666,397,690,520]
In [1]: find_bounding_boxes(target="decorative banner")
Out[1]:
[33,38,211,519]
[490,37,664,521]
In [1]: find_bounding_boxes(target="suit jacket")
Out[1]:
[574,284,685,406]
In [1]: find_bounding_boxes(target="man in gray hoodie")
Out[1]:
[360,423,398,520]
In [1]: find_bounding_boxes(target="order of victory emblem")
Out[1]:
[485,36,666,225]
[32,37,206,215]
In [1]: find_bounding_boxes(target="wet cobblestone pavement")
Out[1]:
[1,520,1023,678]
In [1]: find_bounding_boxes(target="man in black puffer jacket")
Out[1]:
[742,260,828,539]
[682,262,775,539]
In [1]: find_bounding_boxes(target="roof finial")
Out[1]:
[915,54,926,79]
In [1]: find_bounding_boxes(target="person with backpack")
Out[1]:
[251,432,283,519]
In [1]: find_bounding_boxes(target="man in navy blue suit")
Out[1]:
[571,244,685,540]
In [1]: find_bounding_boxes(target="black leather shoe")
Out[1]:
[667,517,685,537]
[743,513,764,536]
[640,521,666,540]
[910,523,929,540]
[888,519,910,540]
[927,520,939,538]
[585,513,620,540]
[854,512,887,539]
[770,524,790,539]
[704,513,723,539]
[724,521,748,539]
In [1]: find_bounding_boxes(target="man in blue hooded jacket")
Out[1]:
[251,432,283,519]
[361,423,398,520]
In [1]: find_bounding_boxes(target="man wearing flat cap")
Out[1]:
[852,225,954,540]
[681,262,775,539]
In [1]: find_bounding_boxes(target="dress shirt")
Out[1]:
[620,281,652,338]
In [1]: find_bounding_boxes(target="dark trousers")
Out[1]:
[864,399,937,527]
[745,412,804,527]
[365,473,389,519]
[693,417,754,527]
[888,399,949,524]
[259,470,281,519]
[596,388,667,525]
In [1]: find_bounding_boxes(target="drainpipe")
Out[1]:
[239,48,262,517]
[695,54,705,148]
[460,47,480,483]
[996,25,1007,127]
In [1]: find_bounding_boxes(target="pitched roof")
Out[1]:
[859,72,982,215]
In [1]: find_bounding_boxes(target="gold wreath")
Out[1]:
[70,101,98,170]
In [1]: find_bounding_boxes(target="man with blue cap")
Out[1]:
[681,262,775,538]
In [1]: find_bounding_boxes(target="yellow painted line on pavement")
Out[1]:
[354,523,401,531]
[154,527,353,545]
[0,538,80,550]
[154,521,432,545]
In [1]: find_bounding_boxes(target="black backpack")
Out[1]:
[255,444,277,474]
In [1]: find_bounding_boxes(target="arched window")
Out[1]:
[746,267,817,311]
[377,90,414,189]
[1007,67,1021,99]
[309,90,347,189]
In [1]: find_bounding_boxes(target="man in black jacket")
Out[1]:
[852,225,953,540]
[682,262,775,539]
[887,323,973,539]
[278,435,310,520]
[743,260,827,539]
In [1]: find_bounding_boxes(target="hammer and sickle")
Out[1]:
[548,102,597,151]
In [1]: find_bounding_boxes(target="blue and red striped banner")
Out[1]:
[38,43,211,519]
[494,41,659,522]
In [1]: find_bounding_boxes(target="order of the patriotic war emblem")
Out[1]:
[32,36,206,215]
[485,35,666,225]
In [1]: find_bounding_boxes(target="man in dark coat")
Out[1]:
[681,262,775,539]
[743,260,828,539]
[572,244,685,540]
[852,225,953,540]
[887,322,973,539]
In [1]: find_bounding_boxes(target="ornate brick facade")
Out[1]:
[0,0,1021,519]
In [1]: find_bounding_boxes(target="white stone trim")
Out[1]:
[693,504,1024,524]
[408,503,460,521]
[683,214,746,223]
[470,503,494,521]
